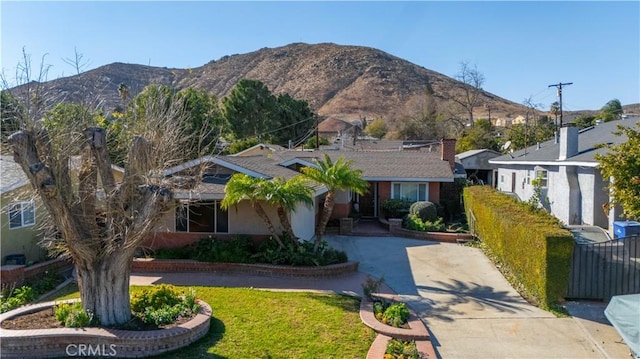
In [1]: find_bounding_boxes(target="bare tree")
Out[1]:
[394,84,463,139]
[448,61,485,127]
[4,54,207,326]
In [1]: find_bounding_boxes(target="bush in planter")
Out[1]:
[130,284,200,326]
[253,235,348,266]
[381,199,412,219]
[373,301,410,328]
[404,213,446,232]
[409,201,438,222]
[385,338,420,359]
[54,302,94,328]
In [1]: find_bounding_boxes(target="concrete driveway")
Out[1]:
[326,235,631,359]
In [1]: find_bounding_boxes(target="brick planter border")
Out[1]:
[360,293,437,359]
[380,218,475,243]
[132,258,359,278]
[0,298,211,359]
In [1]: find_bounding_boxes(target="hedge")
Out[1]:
[463,186,574,309]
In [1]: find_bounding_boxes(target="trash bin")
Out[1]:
[613,221,640,238]
[4,254,26,265]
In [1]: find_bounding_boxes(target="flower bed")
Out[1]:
[0,298,212,358]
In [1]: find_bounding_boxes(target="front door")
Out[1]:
[358,182,376,217]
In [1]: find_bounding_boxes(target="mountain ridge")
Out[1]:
[10,42,635,124]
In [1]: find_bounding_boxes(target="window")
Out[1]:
[534,168,548,187]
[8,201,35,229]
[391,183,428,202]
[176,201,228,233]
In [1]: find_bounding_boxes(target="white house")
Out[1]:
[489,116,640,234]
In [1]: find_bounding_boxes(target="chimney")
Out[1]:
[559,126,579,160]
[440,138,456,171]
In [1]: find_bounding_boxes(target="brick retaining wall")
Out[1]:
[0,258,72,288]
[132,258,359,278]
[0,299,211,359]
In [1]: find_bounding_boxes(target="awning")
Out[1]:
[605,293,640,358]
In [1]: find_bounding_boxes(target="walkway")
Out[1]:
[130,234,632,359]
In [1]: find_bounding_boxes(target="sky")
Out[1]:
[1,1,639,111]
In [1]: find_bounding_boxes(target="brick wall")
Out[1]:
[0,258,72,288]
[0,299,211,358]
[331,202,351,219]
[428,182,440,204]
[440,138,457,170]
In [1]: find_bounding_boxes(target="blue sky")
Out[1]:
[1,1,639,111]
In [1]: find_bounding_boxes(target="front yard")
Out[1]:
[52,284,377,358]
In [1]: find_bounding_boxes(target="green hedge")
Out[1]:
[463,186,574,309]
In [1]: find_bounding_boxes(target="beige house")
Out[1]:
[1,156,47,265]
[147,139,457,249]
[0,156,124,265]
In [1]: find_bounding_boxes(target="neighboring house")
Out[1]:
[317,116,360,140]
[0,156,124,265]
[1,156,47,265]
[148,139,457,248]
[492,117,514,127]
[455,149,502,186]
[512,115,527,125]
[489,116,640,233]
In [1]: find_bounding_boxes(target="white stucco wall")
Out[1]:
[226,200,284,235]
[291,199,316,241]
[496,165,611,228]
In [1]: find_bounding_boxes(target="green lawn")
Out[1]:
[52,284,376,358]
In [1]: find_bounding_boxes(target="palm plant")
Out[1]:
[301,154,369,248]
[259,176,314,246]
[221,173,285,249]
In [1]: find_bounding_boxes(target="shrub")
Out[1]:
[404,213,446,232]
[131,285,200,326]
[361,275,385,301]
[409,201,438,222]
[54,302,93,328]
[0,271,62,313]
[253,236,348,266]
[384,339,420,359]
[381,199,412,219]
[130,284,182,313]
[190,236,254,263]
[151,235,348,267]
[382,302,410,328]
[373,300,410,328]
[463,186,574,309]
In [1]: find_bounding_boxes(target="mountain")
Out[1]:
[10,43,547,123]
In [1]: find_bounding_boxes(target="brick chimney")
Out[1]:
[440,138,456,171]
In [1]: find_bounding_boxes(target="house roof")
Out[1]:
[277,150,454,182]
[317,117,355,133]
[489,116,640,167]
[1,156,29,194]
[455,149,502,160]
[1,155,125,195]
[231,143,286,156]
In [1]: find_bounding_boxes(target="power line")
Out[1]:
[548,82,573,129]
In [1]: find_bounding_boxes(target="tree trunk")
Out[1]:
[76,250,133,326]
[277,206,298,247]
[314,191,335,249]
[252,202,285,249]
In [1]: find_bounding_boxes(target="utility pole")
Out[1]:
[548,82,573,128]
[315,115,319,150]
